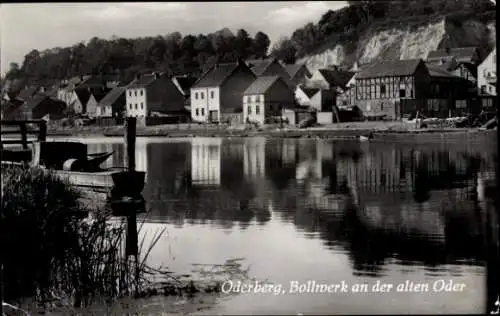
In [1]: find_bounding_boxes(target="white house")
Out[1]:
[477,47,497,109]
[242,76,295,125]
[190,59,256,123]
[125,72,184,118]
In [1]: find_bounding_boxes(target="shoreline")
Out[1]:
[47,126,497,142]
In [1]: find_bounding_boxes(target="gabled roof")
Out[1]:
[246,58,277,76]
[285,63,311,78]
[427,47,478,63]
[16,86,39,101]
[317,68,355,87]
[98,86,126,107]
[127,73,164,89]
[192,61,252,88]
[74,88,92,105]
[90,88,111,103]
[357,59,425,79]
[173,75,198,94]
[243,76,284,95]
[298,87,320,98]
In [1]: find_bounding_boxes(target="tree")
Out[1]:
[235,29,252,59]
[270,37,297,64]
[252,31,271,59]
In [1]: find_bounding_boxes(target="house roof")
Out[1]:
[127,73,164,89]
[193,61,251,88]
[299,87,320,98]
[173,75,198,94]
[16,86,39,101]
[357,59,424,79]
[317,68,355,87]
[243,76,284,95]
[246,58,277,76]
[427,47,478,63]
[285,63,311,78]
[98,86,126,107]
[91,88,111,103]
[74,88,92,105]
[25,93,50,111]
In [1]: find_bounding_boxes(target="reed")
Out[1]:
[0,164,164,309]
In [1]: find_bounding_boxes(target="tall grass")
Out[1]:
[0,165,165,308]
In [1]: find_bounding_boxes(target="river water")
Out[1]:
[54,136,497,314]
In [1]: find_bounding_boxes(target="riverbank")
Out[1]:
[47,122,497,143]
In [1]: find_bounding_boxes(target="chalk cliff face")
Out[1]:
[298,18,496,73]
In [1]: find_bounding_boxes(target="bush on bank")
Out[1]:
[0,165,141,307]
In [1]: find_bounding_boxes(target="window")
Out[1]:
[201,92,204,99]
[399,89,406,98]
[380,84,386,95]
[196,108,199,116]
[481,85,487,94]
[256,105,260,114]
[141,103,144,110]
[195,92,198,100]
[140,89,144,96]
[135,91,137,97]
[201,108,205,116]
[129,91,132,97]
[489,86,492,93]
[456,100,467,108]
[210,91,214,99]
[135,104,138,110]
[248,105,252,115]
[255,95,260,102]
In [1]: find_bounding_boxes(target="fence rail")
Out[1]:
[0,120,47,149]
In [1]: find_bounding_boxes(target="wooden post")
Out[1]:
[125,215,139,257]
[124,117,136,171]
[0,263,3,316]
[20,122,28,149]
[38,120,47,142]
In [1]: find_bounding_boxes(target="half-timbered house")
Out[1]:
[355,59,430,120]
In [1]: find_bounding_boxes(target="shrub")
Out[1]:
[0,165,162,308]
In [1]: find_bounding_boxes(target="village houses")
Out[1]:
[190,59,256,124]
[477,47,497,111]
[85,88,111,118]
[96,86,127,118]
[354,59,429,120]
[284,63,312,88]
[242,76,295,125]
[246,58,293,88]
[125,72,185,121]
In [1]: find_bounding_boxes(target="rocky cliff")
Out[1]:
[299,17,496,72]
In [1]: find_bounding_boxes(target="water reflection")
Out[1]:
[86,138,497,276]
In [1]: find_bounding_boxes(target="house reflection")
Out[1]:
[267,140,491,275]
[243,137,266,179]
[190,138,222,188]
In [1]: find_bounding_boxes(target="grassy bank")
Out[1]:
[0,165,224,314]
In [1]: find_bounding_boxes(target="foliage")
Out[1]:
[285,0,496,59]
[5,29,272,89]
[0,165,164,308]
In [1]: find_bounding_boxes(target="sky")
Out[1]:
[0,1,348,76]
